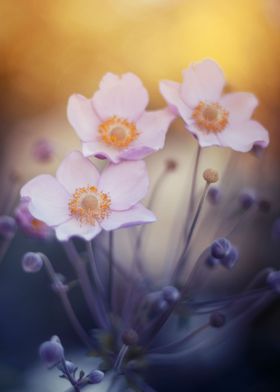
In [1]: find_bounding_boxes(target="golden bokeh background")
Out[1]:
[1,0,280,142]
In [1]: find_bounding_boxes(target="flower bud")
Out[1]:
[22,252,43,273]
[211,238,231,259]
[266,271,280,293]
[58,360,77,375]
[121,329,139,346]
[205,255,220,268]
[87,369,104,384]
[165,159,177,171]
[155,298,169,313]
[39,339,64,365]
[0,215,17,240]
[239,188,256,210]
[162,286,180,303]
[209,312,226,328]
[258,199,271,214]
[207,186,222,205]
[32,139,54,162]
[220,246,239,269]
[203,169,219,184]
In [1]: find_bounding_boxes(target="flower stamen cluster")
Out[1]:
[99,116,138,148]
[192,101,229,134]
[68,185,111,225]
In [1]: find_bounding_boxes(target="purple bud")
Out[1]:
[162,286,180,303]
[155,298,169,313]
[22,252,43,273]
[239,188,256,210]
[87,369,104,384]
[0,215,17,239]
[58,360,78,375]
[39,340,64,365]
[258,199,271,213]
[205,255,220,268]
[220,246,239,269]
[272,218,280,241]
[266,271,280,293]
[32,139,54,162]
[211,238,231,259]
[207,186,222,205]
[121,329,139,346]
[209,312,226,328]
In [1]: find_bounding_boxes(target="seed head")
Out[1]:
[203,168,219,184]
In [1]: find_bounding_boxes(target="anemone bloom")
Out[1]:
[67,73,175,163]
[160,59,269,152]
[20,151,156,241]
[15,199,53,239]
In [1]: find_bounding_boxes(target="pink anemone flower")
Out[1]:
[15,199,53,239]
[160,59,269,152]
[20,151,156,241]
[67,73,175,163]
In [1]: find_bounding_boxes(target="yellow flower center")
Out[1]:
[68,185,111,225]
[192,101,229,133]
[99,116,138,148]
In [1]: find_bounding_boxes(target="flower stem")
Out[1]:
[108,231,114,311]
[113,344,129,371]
[40,254,92,349]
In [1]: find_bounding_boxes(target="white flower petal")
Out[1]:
[56,151,100,194]
[220,93,258,124]
[181,59,225,107]
[67,94,100,142]
[92,72,149,121]
[101,203,156,230]
[98,160,149,210]
[20,175,70,226]
[55,219,101,241]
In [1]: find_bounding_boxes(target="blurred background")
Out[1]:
[0,0,280,391]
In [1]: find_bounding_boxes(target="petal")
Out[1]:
[134,108,175,150]
[55,219,101,241]
[220,93,258,124]
[82,141,122,163]
[56,151,100,194]
[181,59,225,107]
[67,94,101,142]
[20,175,70,226]
[159,80,192,121]
[98,160,149,210]
[101,203,156,230]
[119,146,154,161]
[92,72,149,121]
[188,124,221,148]
[218,120,270,152]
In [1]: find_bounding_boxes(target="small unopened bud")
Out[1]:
[39,339,64,365]
[258,199,271,214]
[266,271,280,293]
[209,312,226,328]
[203,169,219,184]
[207,186,222,205]
[205,255,220,268]
[22,252,43,273]
[155,298,169,313]
[121,329,139,346]
[0,216,17,239]
[239,188,256,210]
[211,238,231,259]
[32,139,54,162]
[165,159,177,171]
[220,247,239,269]
[58,360,78,375]
[162,286,180,303]
[87,369,105,384]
